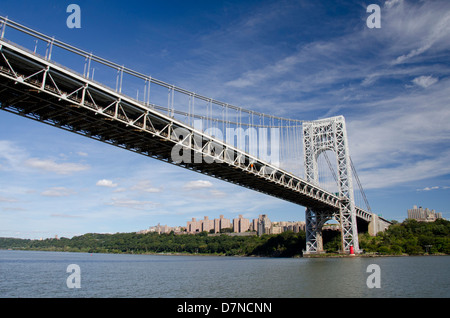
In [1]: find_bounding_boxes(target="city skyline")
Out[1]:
[138,213,306,237]
[0,0,449,239]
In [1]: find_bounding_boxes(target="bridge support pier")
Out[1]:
[304,208,322,254]
[304,208,334,254]
[303,116,360,255]
[368,214,391,236]
[368,213,379,236]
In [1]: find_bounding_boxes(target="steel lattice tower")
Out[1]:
[303,116,359,254]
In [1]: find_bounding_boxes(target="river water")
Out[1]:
[0,250,448,298]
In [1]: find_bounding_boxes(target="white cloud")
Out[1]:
[393,43,433,65]
[50,213,82,218]
[384,0,403,9]
[109,198,157,210]
[183,180,213,190]
[0,195,18,202]
[209,189,226,198]
[25,158,89,175]
[387,1,450,65]
[417,186,440,191]
[41,187,75,197]
[130,180,161,193]
[96,179,118,188]
[412,75,438,88]
[0,140,28,171]
[224,45,315,89]
[0,141,90,175]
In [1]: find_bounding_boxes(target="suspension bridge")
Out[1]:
[0,17,391,254]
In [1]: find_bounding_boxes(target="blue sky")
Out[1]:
[0,0,449,239]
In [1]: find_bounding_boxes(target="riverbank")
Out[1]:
[2,246,448,259]
[0,231,307,257]
[302,252,449,258]
[1,219,448,257]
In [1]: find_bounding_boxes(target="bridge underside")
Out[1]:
[0,42,340,212]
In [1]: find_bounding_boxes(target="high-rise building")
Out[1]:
[202,216,214,233]
[137,223,182,234]
[187,217,202,233]
[183,214,306,235]
[253,216,305,236]
[407,205,443,222]
[255,214,272,236]
[186,215,232,233]
[274,221,306,233]
[214,215,231,233]
[233,214,250,233]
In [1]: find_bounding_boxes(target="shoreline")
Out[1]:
[2,248,448,258]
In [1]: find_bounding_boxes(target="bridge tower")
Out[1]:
[302,116,359,254]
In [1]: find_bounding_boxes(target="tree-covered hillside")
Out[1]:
[0,230,306,257]
[1,219,448,256]
[359,218,450,255]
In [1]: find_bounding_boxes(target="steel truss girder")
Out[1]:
[303,116,360,254]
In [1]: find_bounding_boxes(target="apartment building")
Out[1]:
[233,214,251,233]
[137,223,182,234]
[215,215,231,233]
[272,221,306,234]
[256,214,272,236]
[407,205,443,222]
[187,215,232,234]
[180,214,307,236]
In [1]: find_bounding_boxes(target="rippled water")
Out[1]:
[0,250,448,298]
